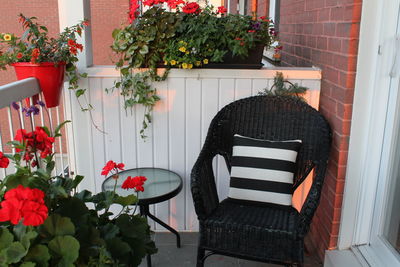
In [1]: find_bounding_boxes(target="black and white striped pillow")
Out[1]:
[228,134,302,207]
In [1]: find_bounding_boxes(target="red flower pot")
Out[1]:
[12,62,66,108]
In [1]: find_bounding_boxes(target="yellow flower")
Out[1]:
[203,59,209,64]
[182,63,188,69]
[170,60,177,65]
[179,46,186,53]
[195,61,201,66]
[179,40,187,46]
[185,51,189,55]
[3,34,11,41]
[188,63,193,69]
[164,61,168,65]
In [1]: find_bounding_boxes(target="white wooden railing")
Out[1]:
[0,78,70,179]
[66,66,322,231]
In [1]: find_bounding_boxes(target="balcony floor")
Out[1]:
[140,232,322,267]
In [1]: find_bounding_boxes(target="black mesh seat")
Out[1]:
[191,96,331,266]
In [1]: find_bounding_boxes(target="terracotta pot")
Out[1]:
[12,62,66,108]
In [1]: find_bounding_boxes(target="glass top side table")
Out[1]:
[102,167,183,267]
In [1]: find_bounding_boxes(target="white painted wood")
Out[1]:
[153,80,171,230]
[338,0,398,250]
[0,78,40,109]
[69,69,321,231]
[185,78,202,230]
[168,78,186,230]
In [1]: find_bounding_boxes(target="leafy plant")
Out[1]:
[259,72,308,101]
[0,106,156,266]
[0,14,91,111]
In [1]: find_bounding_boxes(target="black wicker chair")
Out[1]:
[191,96,331,267]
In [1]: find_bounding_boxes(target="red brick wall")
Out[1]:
[279,0,362,260]
[90,0,129,65]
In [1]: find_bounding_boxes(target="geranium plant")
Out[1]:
[111,1,277,138]
[0,14,90,110]
[0,104,156,266]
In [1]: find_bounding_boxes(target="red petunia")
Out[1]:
[182,2,200,14]
[217,6,227,14]
[0,185,48,226]
[0,152,9,168]
[121,176,147,192]
[101,160,125,176]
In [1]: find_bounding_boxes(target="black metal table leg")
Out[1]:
[140,204,181,248]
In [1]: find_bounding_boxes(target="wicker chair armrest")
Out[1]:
[191,150,220,220]
[297,162,328,237]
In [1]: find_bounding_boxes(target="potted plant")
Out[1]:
[110,1,277,138]
[0,103,156,266]
[0,14,89,108]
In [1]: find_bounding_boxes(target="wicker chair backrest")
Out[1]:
[205,95,331,189]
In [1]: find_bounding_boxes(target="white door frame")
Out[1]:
[338,0,400,261]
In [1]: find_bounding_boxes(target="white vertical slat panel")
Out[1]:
[70,78,95,191]
[185,78,202,231]
[102,78,122,163]
[153,80,170,230]
[88,78,106,192]
[63,85,77,179]
[168,77,186,230]
[119,88,138,170]
[252,79,270,96]
[216,79,235,201]
[234,79,252,100]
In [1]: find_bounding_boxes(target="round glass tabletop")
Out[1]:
[101,168,183,205]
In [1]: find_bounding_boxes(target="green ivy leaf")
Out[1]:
[75,89,86,98]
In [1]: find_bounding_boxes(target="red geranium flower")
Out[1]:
[182,2,200,14]
[0,185,48,226]
[101,160,125,176]
[0,152,9,168]
[14,127,55,161]
[167,0,185,9]
[16,52,23,59]
[129,0,141,22]
[82,20,90,27]
[217,6,227,14]
[121,176,147,192]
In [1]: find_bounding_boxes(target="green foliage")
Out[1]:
[111,5,276,138]
[0,122,156,266]
[259,72,309,101]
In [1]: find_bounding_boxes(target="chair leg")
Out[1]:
[196,247,205,267]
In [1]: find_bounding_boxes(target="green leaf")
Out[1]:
[48,236,79,266]
[139,45,149,55]
[105,237,131,260]
[21,230,38,250]
[0,228,14,250]
[54,120,71,137]
[75,89,86,98]
[100,223,120,240]
[20,262,36,267]
[6,242,26,264]
[46,161,55,174]
[39,214,75,238]
[25,245,50,267]
[79,72,88,78]
[114,194,138,207]
[74,189,92,201]
[71,175,84,189]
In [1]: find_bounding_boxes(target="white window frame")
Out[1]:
[336,0,400,265]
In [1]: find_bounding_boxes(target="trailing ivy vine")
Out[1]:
[259,72,308,101]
